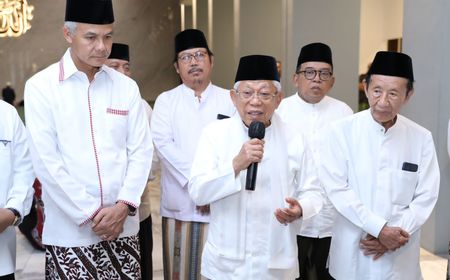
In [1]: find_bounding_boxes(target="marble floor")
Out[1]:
[15,176,448,279]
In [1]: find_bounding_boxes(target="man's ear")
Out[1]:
[173,61,180,74]
[404,89,414,103]
[63,26,73,44]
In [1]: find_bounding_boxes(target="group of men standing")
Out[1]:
[0,0,441,280]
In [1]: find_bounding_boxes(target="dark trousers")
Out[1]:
[139,215,153,280]
[296,235,334,280]
[0,274,15,280]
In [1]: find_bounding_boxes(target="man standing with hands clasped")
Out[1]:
[318,51,440,280]
[25,0,153,278]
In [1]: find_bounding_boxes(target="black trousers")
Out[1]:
[0,274,15,280]
[296,235,334,280]
[139,215,153,280]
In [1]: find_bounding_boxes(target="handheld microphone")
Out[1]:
[245,121,265,191]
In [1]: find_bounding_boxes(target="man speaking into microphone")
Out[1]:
[189,55,324,279]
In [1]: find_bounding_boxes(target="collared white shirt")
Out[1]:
[151,83,235,222]
[277,94,353,237]
[25,48,153,247]
[318,110,440,280]
[0,100,34,275]
[189,113,324,279]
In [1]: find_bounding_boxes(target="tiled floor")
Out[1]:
[15,175,448,279]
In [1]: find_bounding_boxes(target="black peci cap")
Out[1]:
[65,0,114,24]
[235,55,280,82]
[174,29,211,56]
[109,43,130,62]
[367,51,414,81]
[296,42,333,70]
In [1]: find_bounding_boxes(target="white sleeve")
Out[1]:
[188,125,241,206]
[116,87,153,207]
[151,94,192,188]
[389,133,440,234]
[318,126,386,238]
[25,80,101,225]
[5,110,34,218]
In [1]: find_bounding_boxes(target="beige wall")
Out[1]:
[359,0,403,74]
[0,0,180,103]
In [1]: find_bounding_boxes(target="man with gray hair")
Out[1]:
[24,0,153,278]
[189,55,323,279]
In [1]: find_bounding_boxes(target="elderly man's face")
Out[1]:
[293,61,334,104]
[231,80,283,127]
[105,58,131,77]
[174,47,213,90]
[364,74,413,129]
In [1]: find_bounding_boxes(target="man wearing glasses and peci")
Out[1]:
[151,29,235,280]
[277,42,352,280]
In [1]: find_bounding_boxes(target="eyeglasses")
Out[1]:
[235,90,278,101]
[297,68,333,81]
[178,51,208,64]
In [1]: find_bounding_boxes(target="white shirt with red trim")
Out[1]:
[25,48,153,247]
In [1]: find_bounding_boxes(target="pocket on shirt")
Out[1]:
[106,109,128,145]
[0,141,11,157]
[390,169,418,206]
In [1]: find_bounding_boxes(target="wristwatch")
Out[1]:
[7,208,22,226]
[127,205,137,217]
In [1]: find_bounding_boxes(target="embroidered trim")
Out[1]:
[106,108,129,116]
[59,59,64,82]
[116,200,138,210]
[80,206,102,226]
[87,85,104,207]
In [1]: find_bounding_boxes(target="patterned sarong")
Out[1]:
[45,235,140,280]
[162,217,208,280]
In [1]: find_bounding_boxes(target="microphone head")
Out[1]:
[248,121,265,139]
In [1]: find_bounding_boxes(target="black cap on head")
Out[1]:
[65,0,114,24]
[235,55,280,83]
[296,42,333,70]
[174,29,211,56]
[109,43,130,62]
[367,51,414,81]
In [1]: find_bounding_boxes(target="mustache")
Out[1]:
[188,67,203,74]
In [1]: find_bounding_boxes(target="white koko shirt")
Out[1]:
[318,110,440,280]
[25,49,153,247]
[277,94,353,237]
[151,83,235,222]
[189,113,324,279]
[0,100,34,276]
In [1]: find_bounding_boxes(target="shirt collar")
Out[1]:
[294,92,328,111]
[59,48,111,82]
[364,108,401,134]
[181,82,213,101]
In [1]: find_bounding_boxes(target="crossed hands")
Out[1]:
[91,202,129,241]
[360,225,410,260]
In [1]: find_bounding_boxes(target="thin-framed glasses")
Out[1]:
[235,90,278,101]
[297,68,333,81]
[178,51,208,64]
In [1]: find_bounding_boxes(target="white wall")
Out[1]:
[402,0,450,255]
[359,0,403,74]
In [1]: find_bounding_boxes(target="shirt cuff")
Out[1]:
[363,215,386,238]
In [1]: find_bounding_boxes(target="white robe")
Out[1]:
[318,110,440,280]
[151,83,235,222]
[189,113,324,279]
[25,49,153,247]
[277,94,353,237]
[0,100,34,276]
